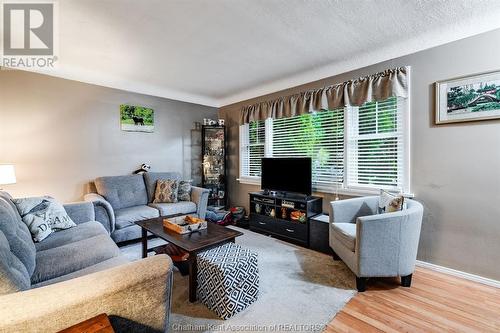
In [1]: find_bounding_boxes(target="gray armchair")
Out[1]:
[329,196,424,292]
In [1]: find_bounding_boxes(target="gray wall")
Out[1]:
[0,70,217,201]
[219,28,500,281]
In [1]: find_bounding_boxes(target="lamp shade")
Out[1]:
[0,165,16,185]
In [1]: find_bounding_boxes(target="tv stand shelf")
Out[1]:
[248,192,322,246]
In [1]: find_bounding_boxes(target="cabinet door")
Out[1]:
[202,126,226,207]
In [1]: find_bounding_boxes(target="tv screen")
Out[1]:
[261,158,311,195]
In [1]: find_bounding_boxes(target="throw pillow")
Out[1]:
[178,180,193,201]
[12,196,76,242]
[378,190,405,214]
[153,179,179,203]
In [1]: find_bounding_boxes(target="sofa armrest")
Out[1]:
[356,206,422,277]
[330,196,379,224]
[0,255,173,333]
[84,193,115,233]
[191,186,210,220]
[64,201,96,224]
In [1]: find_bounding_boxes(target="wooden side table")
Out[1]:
[58,313,114,333]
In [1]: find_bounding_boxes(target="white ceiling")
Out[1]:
[30,0,500,107]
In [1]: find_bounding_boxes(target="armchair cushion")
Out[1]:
[331,196,378,224]
[148,201,197,216]
[331,223,356,252]
[114,205,159,230]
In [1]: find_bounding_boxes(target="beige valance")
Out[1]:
[240,66,409,124]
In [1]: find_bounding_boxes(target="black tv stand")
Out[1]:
[248,191,322,247]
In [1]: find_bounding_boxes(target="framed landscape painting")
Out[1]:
[120,104,154,132]
[435,70,500,124]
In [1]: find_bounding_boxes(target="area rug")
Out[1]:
[120,226,356,332]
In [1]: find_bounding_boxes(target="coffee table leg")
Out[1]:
[141,228,148,259]
[188,254,198,302]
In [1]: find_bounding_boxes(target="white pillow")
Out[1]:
[378,190,405,214]
[13,196,76,242]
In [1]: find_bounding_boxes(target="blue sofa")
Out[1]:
[0,191,173,332]
[85,172,210,243]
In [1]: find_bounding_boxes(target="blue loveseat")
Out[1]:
[85,172,210,243]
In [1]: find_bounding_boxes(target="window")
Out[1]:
[347,97,407,191]
[271,109,344,192]
[239,97,409,194]
[239,120,266,180]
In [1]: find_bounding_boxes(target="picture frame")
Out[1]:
[120,104,154,132]
[435,70,500,124]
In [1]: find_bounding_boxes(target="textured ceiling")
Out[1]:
[28,0,500,106]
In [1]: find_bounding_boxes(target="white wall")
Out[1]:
[0,70,217,201]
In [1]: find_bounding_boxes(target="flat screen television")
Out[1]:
[261,157,312,196]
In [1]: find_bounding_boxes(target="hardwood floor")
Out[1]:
[325,267,500,332]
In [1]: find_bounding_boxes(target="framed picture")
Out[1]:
[435,70,500,124]
[120,104,154,132]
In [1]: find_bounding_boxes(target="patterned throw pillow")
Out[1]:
[153,179,179,203]
[13,196,76,242]
[178,180,193,201]
[378,190,405,214]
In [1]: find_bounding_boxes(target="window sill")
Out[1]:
[237,177,261,186]
[238,177,414,197]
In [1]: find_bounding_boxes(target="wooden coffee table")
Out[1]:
[135,217,243,302]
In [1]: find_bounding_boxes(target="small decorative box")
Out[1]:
[163,215,207,234]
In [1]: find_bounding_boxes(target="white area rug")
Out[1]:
[120,226,356,332]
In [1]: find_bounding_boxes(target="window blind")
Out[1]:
[271,109,344,191]
[239,96,409,194]
[239,120,266,178]
[346,97,405,191]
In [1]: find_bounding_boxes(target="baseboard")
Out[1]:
[416,260,500,289]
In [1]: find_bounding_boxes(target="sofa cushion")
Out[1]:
[331,223,357,252]
[178,180,193,201]
[0,195,36,278]
[0,232,31,294]
[12,196,77,242]
[143,172,181,203]
[153,179,179,203]
[148,202,197,216]
[115,205,160,230]
[31,234,121,284]
[95,175,148,210]
[35,221,108,252]
[32,256,129,288]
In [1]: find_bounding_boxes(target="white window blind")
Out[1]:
[347,97,406,191]
[239,120,266,178]
[239,96,409,194]
[271,109,344,191]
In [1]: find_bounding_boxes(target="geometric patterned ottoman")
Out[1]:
[197,242,259,319]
